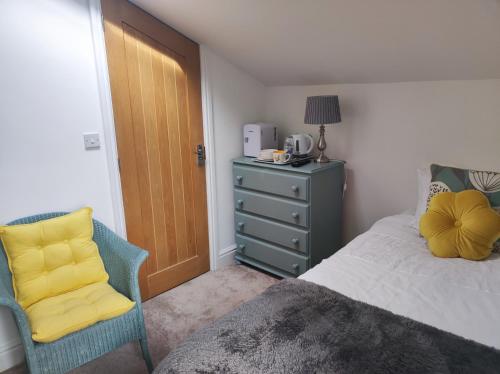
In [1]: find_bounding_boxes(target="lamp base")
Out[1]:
[316,152,330,163]
[315,124,330,163]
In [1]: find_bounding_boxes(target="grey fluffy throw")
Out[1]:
[155,279,500,373]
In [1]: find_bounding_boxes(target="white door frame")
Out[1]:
[200,46,220,271]
[89,0,218,270]
[88,0,127,239]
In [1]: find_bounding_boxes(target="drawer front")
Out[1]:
[236,234,308,276]
[234,189,309,228]
[235,212,309,253]
[233,165,309,201]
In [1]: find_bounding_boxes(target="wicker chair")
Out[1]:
[0,212,153,374]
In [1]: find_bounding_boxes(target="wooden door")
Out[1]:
[101,0,209,299]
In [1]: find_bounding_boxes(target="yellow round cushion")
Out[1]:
[420,190,500,260]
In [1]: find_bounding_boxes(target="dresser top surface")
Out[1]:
[233,157,344,174]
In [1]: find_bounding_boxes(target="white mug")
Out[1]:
[272,150,291,164]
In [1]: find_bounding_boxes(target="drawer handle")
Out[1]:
[237,222,245,230]
[291,212,299,219]
[238,244,246,252]
[291,185,299,193]
[236,199,244,208]
[291,238,299,245]
[292,263,299,273]
[236,175,243,184]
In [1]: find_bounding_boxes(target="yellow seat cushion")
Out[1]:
[0,208,109,308]
[420,190,500,260]
[26,282,135,343]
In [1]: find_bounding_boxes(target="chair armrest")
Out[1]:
[93,221,148,303]
[0,278,34,349]
[0,279,22,313]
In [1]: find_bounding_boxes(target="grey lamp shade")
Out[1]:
[304,95,341,125]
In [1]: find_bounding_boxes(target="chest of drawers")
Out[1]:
[233,157,345,278]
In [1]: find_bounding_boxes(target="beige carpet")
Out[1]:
[5,265,279,374]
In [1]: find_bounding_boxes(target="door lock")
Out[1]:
[196,144,206,165]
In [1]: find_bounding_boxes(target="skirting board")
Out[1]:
[217,245,237,268]
[0,340,24,372]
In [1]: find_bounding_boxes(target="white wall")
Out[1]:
[265,80,500,241]
[201,46,265,267]
[0,0,117,369]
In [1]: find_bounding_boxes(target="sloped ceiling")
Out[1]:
[131,0,500,86]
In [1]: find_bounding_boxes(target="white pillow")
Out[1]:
[414,167,431,228]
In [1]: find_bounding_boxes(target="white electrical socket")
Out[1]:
[83,132,101,150]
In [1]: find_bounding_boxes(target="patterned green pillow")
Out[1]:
[428,164,500,211]
[428,164,500,251]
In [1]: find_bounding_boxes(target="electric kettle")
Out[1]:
[286,134,314,156]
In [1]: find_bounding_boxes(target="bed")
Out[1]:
[154,213,500,373]
[302,213,500,349]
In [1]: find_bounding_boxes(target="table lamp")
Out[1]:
[304,95,341,163]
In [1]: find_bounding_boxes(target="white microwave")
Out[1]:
[243,123,278,157]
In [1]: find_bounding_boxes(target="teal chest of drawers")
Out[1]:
[233,157,345,278]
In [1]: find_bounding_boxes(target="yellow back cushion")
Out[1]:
[420,190,500,260]
[0,208,109,308]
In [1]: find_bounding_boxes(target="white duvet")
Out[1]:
[300,213,500,349]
